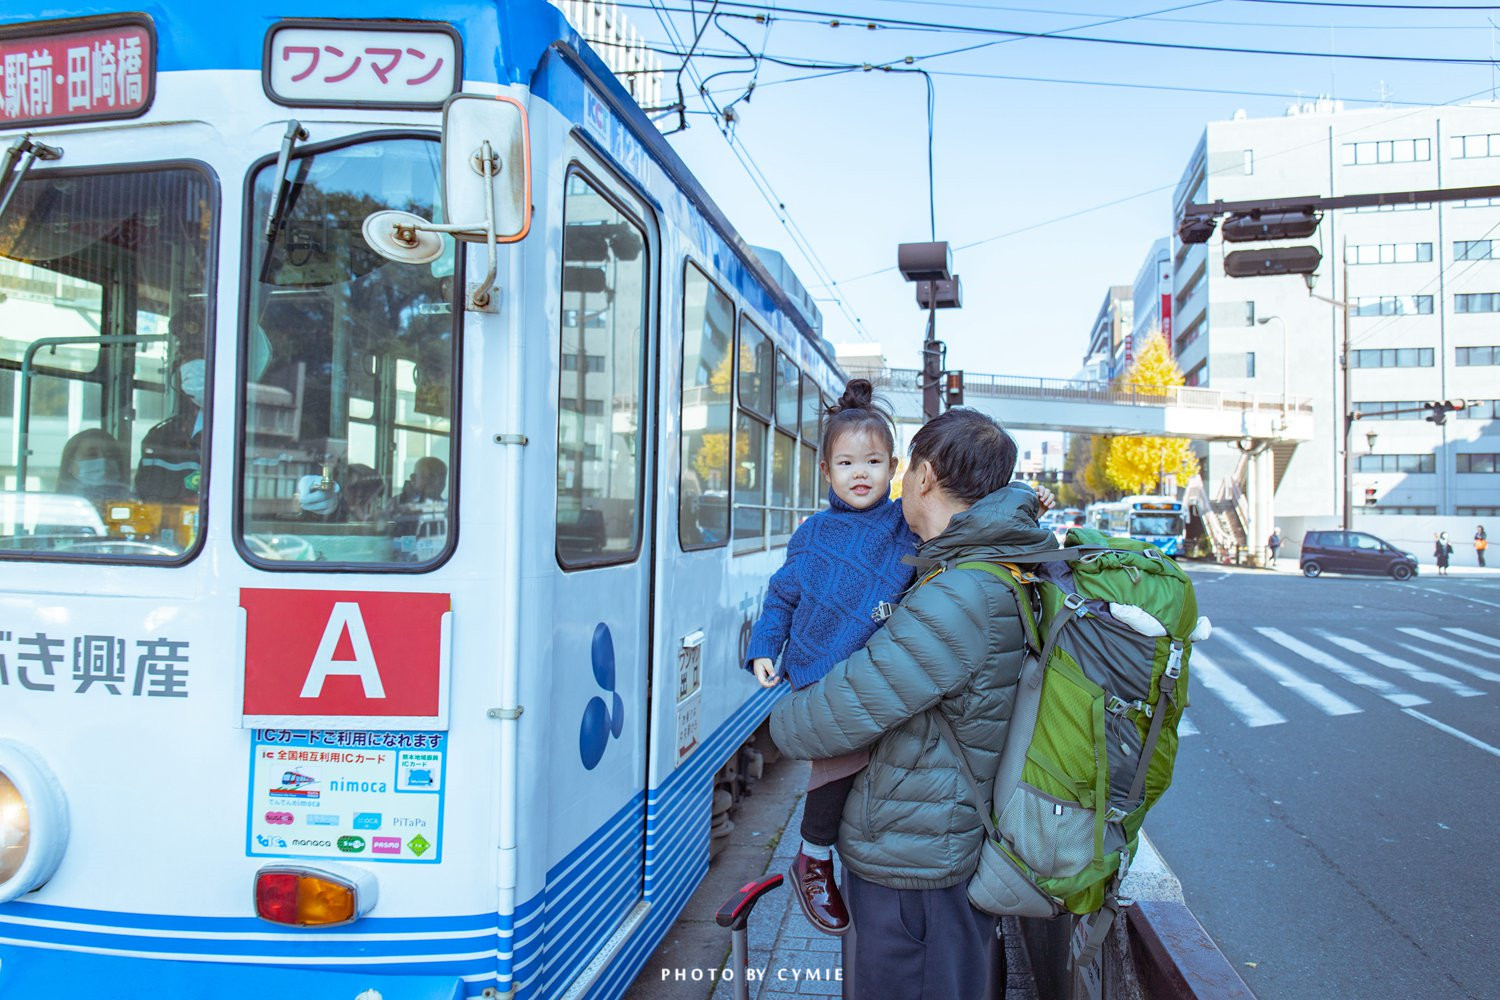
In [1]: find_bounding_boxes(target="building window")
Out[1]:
[1183,360,1206,387]
[1457,453,1500,474]
[1455,292,1500,314]
[1457,197,1500,208]
[1355,400,1425,420]
[1245,352,1256,378]
[1459,505,1500,517]
[1350,348,1434,368]
[1345,242,1432,265]
[1351,295,1433,317]
[1243,149,1254,175]
[1341,138,1431,165]
[1460,399,1500,420]
[1455,240,1494,261]
[1351,201,1430,213]
[1364,505,1437,515]
[1457,346,1499,366]
[1450,133,1500,159]
[1355,454,1435,473]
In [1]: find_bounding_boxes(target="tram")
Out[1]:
[0,2,842,997]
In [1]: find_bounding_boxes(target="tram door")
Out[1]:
[544,150,657,951]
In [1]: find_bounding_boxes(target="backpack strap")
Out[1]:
[953,561,1041,653]
[1125,640,1184,809]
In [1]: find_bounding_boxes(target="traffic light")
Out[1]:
[1224,245,1323,277]
[1221,210,1320,242]
[1425,399,1468,425]
[1364,487,1378,506]
[943,370,964,408]
[1177,213,1217,245]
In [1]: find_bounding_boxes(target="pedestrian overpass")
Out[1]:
[852,367,1317,564]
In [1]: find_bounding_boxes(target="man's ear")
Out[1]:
[909,459,936,496]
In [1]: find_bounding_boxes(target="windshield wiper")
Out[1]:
[0,134,63,228]
[262,120,309,242]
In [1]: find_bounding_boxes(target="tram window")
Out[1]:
[800,374,820,442]
[733,412,766,547]
[799,441,818,516]
[240,135,457,568]
[0,165,214,562]
[737,320,772,418]
[774,351,799,429]
[680,263,732,550]
[556,171,649,569]
[770,430,796,540]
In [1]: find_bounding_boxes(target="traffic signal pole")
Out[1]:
[1340,256,1352,532]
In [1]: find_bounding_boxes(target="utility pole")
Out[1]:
[1339,254,1352,532]
[897,241,961,422]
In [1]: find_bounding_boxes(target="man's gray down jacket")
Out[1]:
[770,483,1056,891]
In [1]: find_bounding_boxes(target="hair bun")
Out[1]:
[835,378,874,411]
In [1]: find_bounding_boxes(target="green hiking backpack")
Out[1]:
[932,527,1207,942]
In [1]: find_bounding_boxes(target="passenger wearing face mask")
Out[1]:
[57,428,130,504]
[136,350,207,502]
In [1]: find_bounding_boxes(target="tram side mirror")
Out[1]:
[362,93,531,312]
[442,93,532,245]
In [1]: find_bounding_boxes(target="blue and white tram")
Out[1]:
[0,2,841,996]
[1084,494,1187,555]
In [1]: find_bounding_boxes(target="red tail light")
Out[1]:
[253,864,376,927]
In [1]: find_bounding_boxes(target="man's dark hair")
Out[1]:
[908,407,1017,503]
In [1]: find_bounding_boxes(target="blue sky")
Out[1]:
[616,0,1500,380]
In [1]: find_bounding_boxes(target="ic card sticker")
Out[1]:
[247,729,447,862]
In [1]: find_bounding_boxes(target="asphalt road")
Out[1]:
[1146,564,1500,1000]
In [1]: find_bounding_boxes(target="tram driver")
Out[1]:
[135,326,207,502]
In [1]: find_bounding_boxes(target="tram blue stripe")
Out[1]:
[0,921,497,961]
[0,903,495,936]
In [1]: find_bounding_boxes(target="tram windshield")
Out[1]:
[0,164,214,561]
[1130,512,1185,537]
[241,134,457,567]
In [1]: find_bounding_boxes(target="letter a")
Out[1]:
[301,602,386,698]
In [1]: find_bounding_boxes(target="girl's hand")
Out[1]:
[752,657,780,688]
[1036,484,1057,512]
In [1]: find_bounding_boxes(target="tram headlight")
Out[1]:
[0,740,70,903]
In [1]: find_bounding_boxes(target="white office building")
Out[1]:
[1170,98,1500,553]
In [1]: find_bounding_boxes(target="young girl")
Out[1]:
[744,378,917,936]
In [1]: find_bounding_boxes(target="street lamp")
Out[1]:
[898,241,962,421]
[1255,314,1289,423]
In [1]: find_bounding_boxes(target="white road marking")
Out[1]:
[1317,632,1483,698]
[1397,627,1500,662]
[1178,716,1201,737]
[1395,641,1500,684]
[1402,709,1500,759]
[1191,652,1286,727]
[1447,628,1500,651]
[1412,587,1500,610]
[1256,627,1427,707]
[1216,628,1361,716]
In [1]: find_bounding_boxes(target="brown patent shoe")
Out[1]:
[789,850,850,936]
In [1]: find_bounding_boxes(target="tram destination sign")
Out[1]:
[0,14,154,128]
[264,20,461,109]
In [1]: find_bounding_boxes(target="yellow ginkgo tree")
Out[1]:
[1102,336,1200,495]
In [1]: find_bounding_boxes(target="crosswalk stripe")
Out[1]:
[1396,641,1500,684]
[1402,709,1500,759]
[1446,628,1500,652]
[1398,627,1500,662]
[1317,632,1484,698]
[1191,652,1286,727]
[1178,716,1201,737]
[1256,628,1427,707]
[1216,628,1361,716]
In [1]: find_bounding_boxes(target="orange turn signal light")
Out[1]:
[254,865,370,927]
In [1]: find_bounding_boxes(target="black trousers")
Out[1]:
[800,772,858,847]
[844,870,998,1000]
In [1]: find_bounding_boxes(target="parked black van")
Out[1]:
[1300,530,1419,580]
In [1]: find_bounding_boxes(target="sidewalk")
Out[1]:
[706,774,1038,1000]
[624,750,1036,1000]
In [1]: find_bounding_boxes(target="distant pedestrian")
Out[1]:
[1267,527,1282,567]
[1476,525,1488,568]
[1435,532,1453,575]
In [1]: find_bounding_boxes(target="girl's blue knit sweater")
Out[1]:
[744,489,919,691]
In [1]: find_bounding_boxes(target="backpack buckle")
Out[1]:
[871,601,896,623]
[1103,806,1128,823]
[1165,642,1184,680]
[1064,593,1088,617]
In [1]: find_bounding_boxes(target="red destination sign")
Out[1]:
[241,588,452,729]
[0,16,154,128]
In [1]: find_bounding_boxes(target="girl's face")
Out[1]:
[820,426,896,511]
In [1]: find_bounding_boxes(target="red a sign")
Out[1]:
[240,589,451,729]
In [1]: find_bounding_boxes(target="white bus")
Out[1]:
[1083,495,1187,555]
[0,2,840,996]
